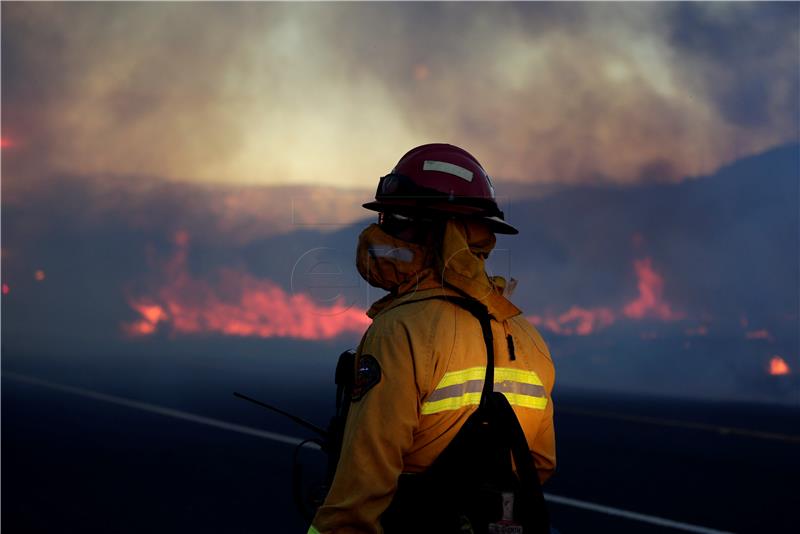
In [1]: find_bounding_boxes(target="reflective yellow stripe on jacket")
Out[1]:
[421,367,547,415]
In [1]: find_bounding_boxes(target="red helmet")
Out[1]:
[363,143,518,234]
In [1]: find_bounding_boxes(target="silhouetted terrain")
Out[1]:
[3,144,797,403]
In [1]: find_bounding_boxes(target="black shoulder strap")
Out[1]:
[392,295,496,406]
[438,296,549,533]
[443,297,495,408]
[382,295,550,533]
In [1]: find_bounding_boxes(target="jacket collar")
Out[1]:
[363,218,522,321]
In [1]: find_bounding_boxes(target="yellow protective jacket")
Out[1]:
[309,220,556,534]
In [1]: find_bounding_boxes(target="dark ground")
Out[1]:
[3,349,798,534]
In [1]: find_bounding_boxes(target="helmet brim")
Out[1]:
[481,215,519,235]
[362,201,519,235]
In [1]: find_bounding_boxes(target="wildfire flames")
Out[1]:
[125,303,168,335]
[528,306,615,336]
[529,256,683,336]
[623,258,684,321]
[769,356,791,376]
[129,234,684,340]
[124,232,370,340]
[124,235,709,343]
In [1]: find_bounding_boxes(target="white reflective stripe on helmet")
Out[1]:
[423,160,474,182]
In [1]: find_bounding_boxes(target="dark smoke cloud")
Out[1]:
[668,3,799,129]
[2,2,797,189]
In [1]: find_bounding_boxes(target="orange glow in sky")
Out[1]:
[4,3,796,190]
[34,270,46,282]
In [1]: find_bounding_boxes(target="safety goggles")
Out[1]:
[378,212,440,243]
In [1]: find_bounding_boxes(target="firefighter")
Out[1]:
[308,144,556,534]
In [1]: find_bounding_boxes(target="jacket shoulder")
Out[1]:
[364,296,452,348]
[509,314,553,363]
[372,294,459,324]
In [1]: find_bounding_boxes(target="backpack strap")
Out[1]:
[431,295,496,408]
[326,349,356,485]
[389,294,550,533]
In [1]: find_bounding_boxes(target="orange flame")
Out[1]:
[0,137,12,149]
[124,301,167,336]
[528,256,684,336]
[769,356,791,376]
[623,258,684,321]
[34,270,46,282]
[528,306,616,336]
[124,235,370,340]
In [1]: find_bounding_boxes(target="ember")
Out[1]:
[769,356,791,376]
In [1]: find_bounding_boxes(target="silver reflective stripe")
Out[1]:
[423,160,474,182]
[426,379,484,402]
[421,368,548,415]
[426,379,546,403]
[494,380,546,398]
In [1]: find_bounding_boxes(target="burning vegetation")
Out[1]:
[623,258,684,321]
[123,232,370,340]
[528,256,684,336]
[128,246,687,340]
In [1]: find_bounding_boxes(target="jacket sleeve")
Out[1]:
[531,378,556,484]
[309,316,428,534]
[511,316,557,484]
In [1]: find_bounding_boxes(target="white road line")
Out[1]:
[2,371,321,450]
[557,406,800,444]
[544,494,736,534]
[4,372,736,534]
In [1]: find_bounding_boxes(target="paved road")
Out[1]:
[3,368,798,533]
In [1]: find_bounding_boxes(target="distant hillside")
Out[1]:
[2,144,797,403]
[503,143,798,325]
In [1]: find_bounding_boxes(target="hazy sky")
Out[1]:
[3,2,798,188]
